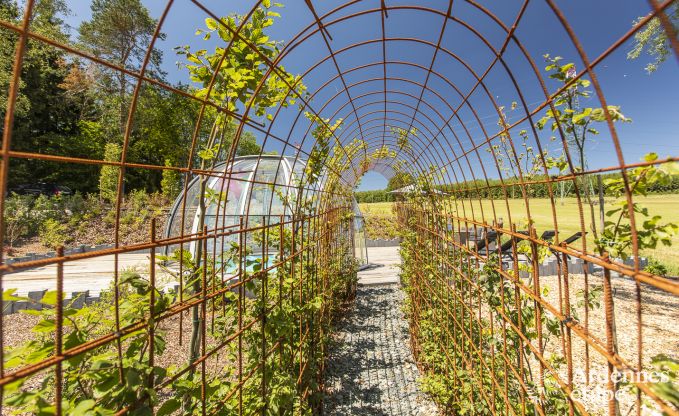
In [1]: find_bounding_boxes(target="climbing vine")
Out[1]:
[1,3,360,415]
[397,103,679,414]
[3,272,171,415]
[398,204,571,415]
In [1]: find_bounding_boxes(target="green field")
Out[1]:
[359,195,679,275]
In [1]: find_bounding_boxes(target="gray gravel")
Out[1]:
[323,284,438,416]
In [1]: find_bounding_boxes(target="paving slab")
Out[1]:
[3,253,172,296]
[359,246,401,285]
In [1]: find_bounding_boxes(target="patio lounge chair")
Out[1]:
[474,230,498,254]
[494,230,556,264]
[540,230,556,242]
[551,231,585,260]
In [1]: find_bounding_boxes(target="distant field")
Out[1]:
[359,195,679,275]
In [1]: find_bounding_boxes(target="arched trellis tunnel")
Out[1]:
[0,0,677,415]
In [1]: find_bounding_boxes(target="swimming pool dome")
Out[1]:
[164,155,368,267]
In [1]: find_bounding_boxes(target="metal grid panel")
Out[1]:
[0,0,677,414]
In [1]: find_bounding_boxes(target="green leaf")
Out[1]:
[19,309,43,316]
[131,405,153,416]
[644,152,659,162]
[186,54,201,65]
[70,399,96,416]
[40,290,58,306]
[156,399,181,416]
[93,375,118,398]
[33,319,56,333]
[560,63,575,73]
[661,161,679,175]
[2,378,25,395]
[125,368,142,387]
[197,148,214,160]
[120,271,150,295]
[205,18,218,30]
[3,289,22,301]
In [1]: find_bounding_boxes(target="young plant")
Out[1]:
[3,270,171,415]
[537,55,631,237]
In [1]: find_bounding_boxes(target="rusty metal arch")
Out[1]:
[0,0,677,415]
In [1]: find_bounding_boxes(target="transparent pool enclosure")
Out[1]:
[164,155,368,269]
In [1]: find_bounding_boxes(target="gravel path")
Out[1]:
[323,284,438,415]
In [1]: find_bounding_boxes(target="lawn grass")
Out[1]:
[358,195,679,275]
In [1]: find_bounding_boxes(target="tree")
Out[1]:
[58,58,100,122]
[3,194,34,249]
[234,131,262,156]
[124,84,198,191]
[1,0,104,191]
[161,159,181,201]
[0,0,25,118]
[537,55,630,239]
[628,2,679,73]
[78,0,164,136]
[488,102,546,198]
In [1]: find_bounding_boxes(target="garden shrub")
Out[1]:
[127,188,149,212]
[365,216,399,240]
[99,142,122,202]
[39,218,71,249]
[398,205,571,415]
[161,159,182,201]
[3,193,34,248]
[31,194,60,231]
[82,193,105,219]
[102,208,116,226]
[3,193,114,251]
[62,192,86,217]
[645,258,668,276]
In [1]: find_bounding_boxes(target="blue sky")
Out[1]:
[60,0,678,191]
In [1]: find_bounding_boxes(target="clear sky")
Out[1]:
[59,0,678,191]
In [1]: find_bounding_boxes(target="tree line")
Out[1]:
[355,171,679,203]
[355,189,396,203]
[439,172,679,200]
[0,0,260,200]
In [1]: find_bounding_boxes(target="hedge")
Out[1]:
[356,173,679,202]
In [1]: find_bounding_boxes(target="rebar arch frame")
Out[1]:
[0,0,676,415]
